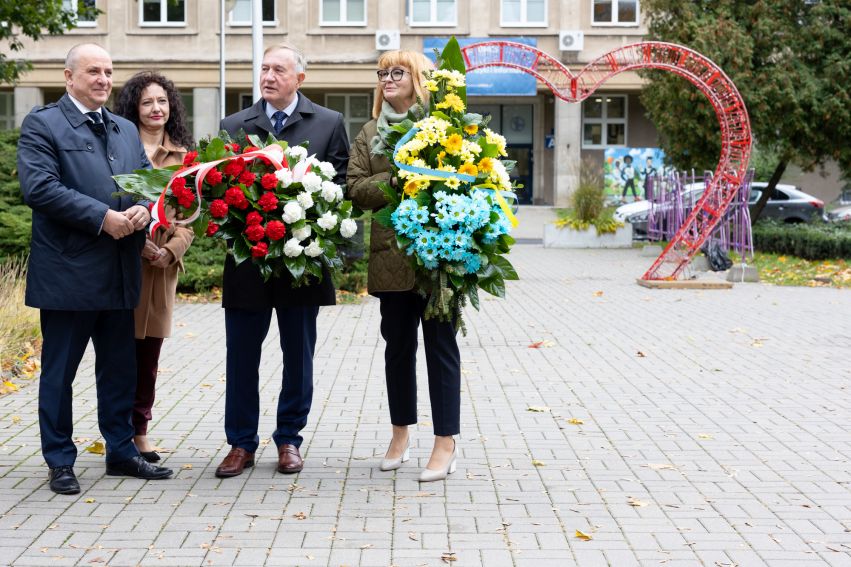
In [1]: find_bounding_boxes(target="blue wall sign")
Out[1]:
[423,37,538,97]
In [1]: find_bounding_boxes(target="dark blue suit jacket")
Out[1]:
[18,94,151,310]
[219,94,350,310]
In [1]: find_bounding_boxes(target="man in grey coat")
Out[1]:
[17,43,174,494]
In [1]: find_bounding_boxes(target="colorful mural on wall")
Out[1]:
[603,147,667,203]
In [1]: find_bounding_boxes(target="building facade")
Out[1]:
[4,0,687,206]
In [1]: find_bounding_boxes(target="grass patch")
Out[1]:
[730,251,850,288]
[0,258,41,394]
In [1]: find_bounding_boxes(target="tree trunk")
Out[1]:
[750,159,788,222]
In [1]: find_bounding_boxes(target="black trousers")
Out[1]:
[378,291,461,436]
[39,309,139,468]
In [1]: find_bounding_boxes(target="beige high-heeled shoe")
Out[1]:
[379,439,410,471]
[418,440,457,482]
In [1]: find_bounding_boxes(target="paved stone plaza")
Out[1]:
[0,244,849,567]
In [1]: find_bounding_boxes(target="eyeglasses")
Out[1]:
[377,68,409,82]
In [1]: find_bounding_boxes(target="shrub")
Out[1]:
[752,220,851,260]
[555,158,623,235]
[0,258,40,384]
[0,130,32,262]
[178,235,225,293]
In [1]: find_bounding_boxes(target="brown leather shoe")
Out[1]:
[277,444,303,474]
[215,447,255,478]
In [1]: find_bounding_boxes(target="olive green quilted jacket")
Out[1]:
[347,119,415,293]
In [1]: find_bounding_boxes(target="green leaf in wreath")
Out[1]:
[204,137,227,161]
[268,238,285,258]
[373,206,394,228]
[478,274,506,298]
[285,254,306,282]
[414,190,431,208]
[304,259,323,279]
[490,254,519,280]
[378,181,400,207]
[320,238,337,258]
[468,285,480,311]
[247,134,265,148]
[232,236,251,265]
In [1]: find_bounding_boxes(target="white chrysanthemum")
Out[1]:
[301,172,323,192]
[282,201,304,224]
[318,161,336,179]
[340,218,357,238]
[304,240,323,258]
[292,225,312,241]
[320,181,342,203]
[275,168,293,188]
[283,237,304,257]
[286,146,308,161]
[317,211,338,231]
[296,191,314,209]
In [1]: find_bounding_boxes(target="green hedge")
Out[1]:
[0,130,31,262]
[752,220,851,260]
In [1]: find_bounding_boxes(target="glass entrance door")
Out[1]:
[469,103,534,204]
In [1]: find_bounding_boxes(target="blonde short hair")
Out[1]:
[372,50,435,119]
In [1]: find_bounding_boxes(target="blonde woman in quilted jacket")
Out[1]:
[347,50,460,482]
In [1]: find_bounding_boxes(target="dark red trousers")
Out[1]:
[133,336,164,435]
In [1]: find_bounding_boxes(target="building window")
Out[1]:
[582,94,627,148]
[501,0,546,26]
[321,0,366,25]
[592,0,638,26]
[0,91,14,130]
[140,0,186,26]
[229,0,276,26]
[325,93,371,141]
[409,0,456,26]
[239,93,255,110]
[181,92,194,136]
[62,0,97,27]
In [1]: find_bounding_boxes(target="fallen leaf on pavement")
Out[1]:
[84,498,95,503]
[627,497,649,507]
[294,512,307,520]
[531,460,546,467]
[636,351,646,357]
[441,552,457,563]
[575,529,593,540]
[567,418,584,425]
[526,406,550,413]
[592,291,604,297]
[85,441,105,455]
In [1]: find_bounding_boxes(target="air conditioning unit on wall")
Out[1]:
[375,30,401,51]
[559,30,584,52]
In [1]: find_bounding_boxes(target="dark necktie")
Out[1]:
[86,111,105,136]
[272,110,287,136]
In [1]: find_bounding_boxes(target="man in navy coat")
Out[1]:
[215,42,349,478]
[18,43,174,494]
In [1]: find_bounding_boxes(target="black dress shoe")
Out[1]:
[49,466,81,495]
[106,455,173,479]
[139,451,161,463]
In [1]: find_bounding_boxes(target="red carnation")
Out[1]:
[223,158,245,177]
[238,170,256,186]
[224,187,248,209]
[228,143,241,152]
[258,191,279,212]
[266,220,286,241]
[244,223,265,242]
[245,211,263,225]
[251,241,268,257]
[183,151,198,166]
[206,222,219,236]
[243,145,259,153]
[171,176,187,191]
[261,173,278,190]
[175,191,194,209]
[206,168,223,185]
[209,199,228,219]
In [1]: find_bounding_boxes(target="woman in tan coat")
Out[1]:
[116,72,195,462]
[347,51,462,482]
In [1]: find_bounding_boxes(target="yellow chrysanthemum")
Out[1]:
[436,93,465,113]
[478,157,495,172]
[458,162,478,176]
[464,124,478,135]
[443,134,463,155]
[423,79,439,92]
[445,177,461,189]
[403,179,420,197]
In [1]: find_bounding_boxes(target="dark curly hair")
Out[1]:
[114,71,194,150]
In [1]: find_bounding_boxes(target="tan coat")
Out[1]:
[134,134,195,339]
[347,119,415,294]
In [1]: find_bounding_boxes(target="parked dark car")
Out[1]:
[616,183,826,239]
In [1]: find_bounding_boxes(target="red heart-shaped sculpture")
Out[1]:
[462,41,752,281]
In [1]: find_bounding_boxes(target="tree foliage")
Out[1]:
[0,1,100,84]
[639,1,851,185]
